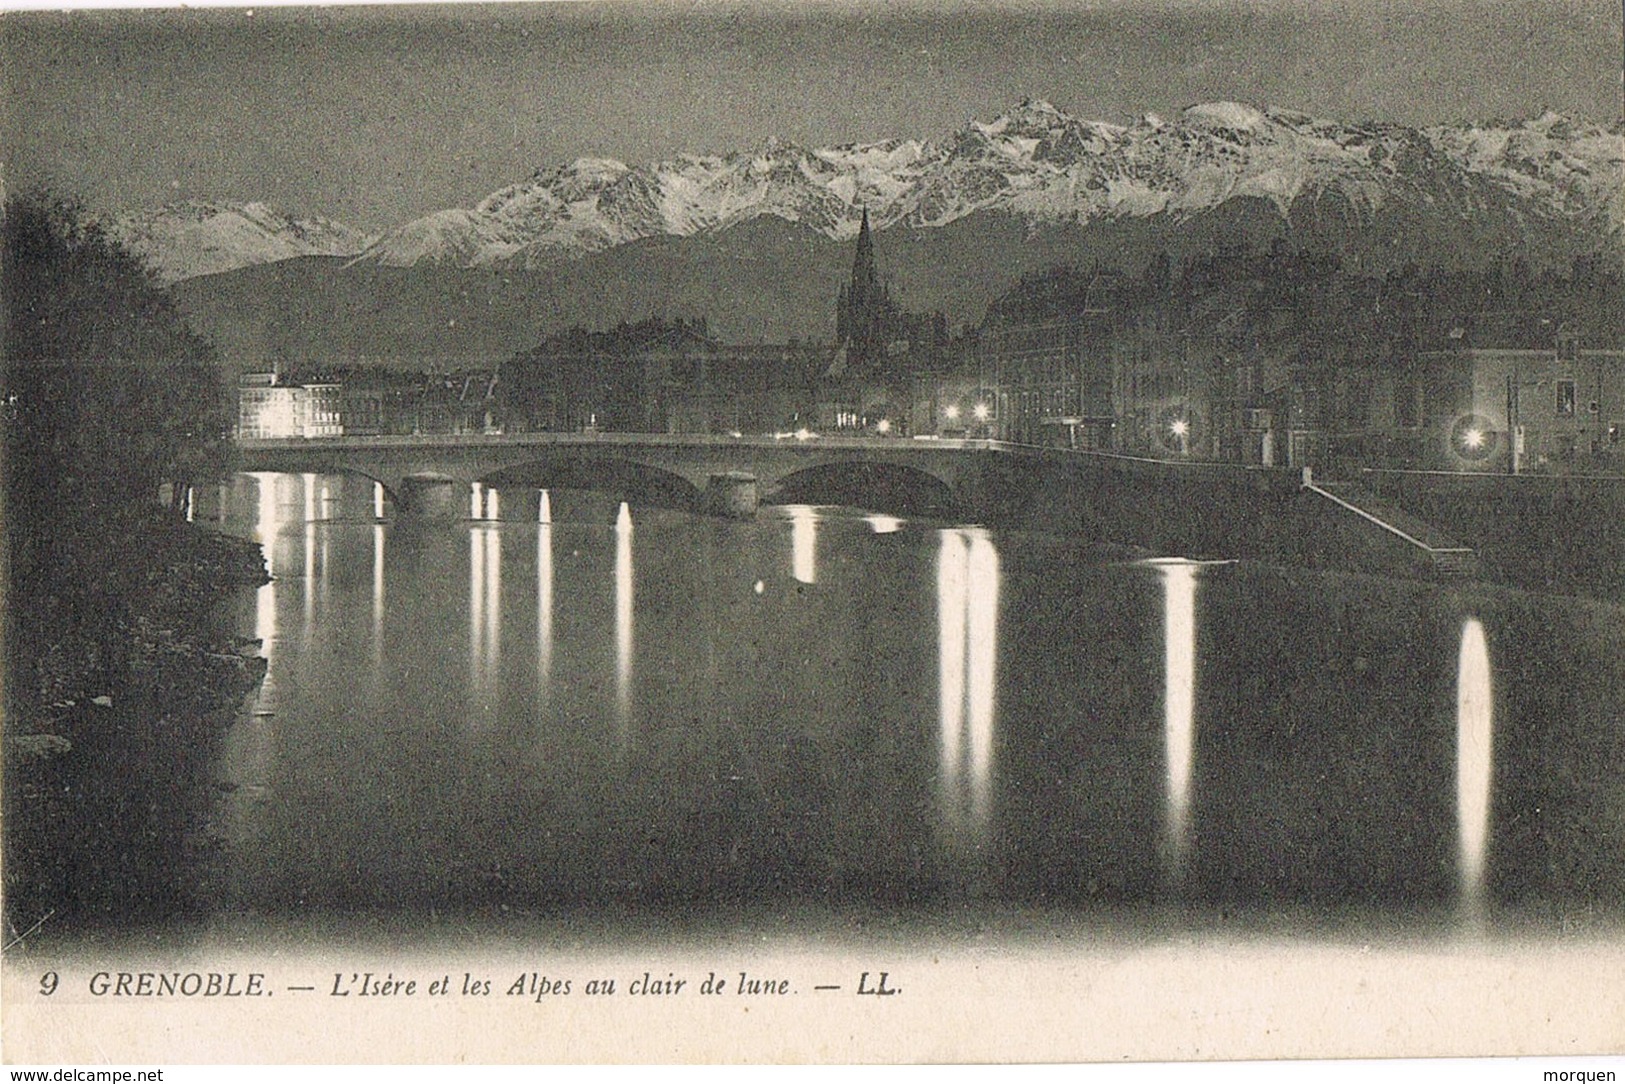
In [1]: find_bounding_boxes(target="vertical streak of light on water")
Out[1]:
[615,502,634,745]
[937,530,969,835]
[374,481,385,521]
[965,530,1000,835]
[301,474,317,641]
[484,526,502,689]
[251,473,278,576]
[537,523,553,704]
[1457,617,1494,924]
[790,505,817,585]
[303,521,317,644]
[318,512,331,618]
[371,524,386,672]
[251,473,279,709]
[185,485,195,523]
[1156,559,1199,889]
[469,525,485,696]
[539,488,552,524]
[226,474,283,876]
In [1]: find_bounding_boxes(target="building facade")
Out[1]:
[1413,342,1624,473]
[975,312,1116,448]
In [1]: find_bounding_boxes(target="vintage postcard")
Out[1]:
[2,0,1623,1067]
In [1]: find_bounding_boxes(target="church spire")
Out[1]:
[852,206,877,306]
[836,205,892,368]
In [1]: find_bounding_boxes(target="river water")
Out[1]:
[206,471,1624,927]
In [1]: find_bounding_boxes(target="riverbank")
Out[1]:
[3,506,269,935]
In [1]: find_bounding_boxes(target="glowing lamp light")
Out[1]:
[1451,415,1498,461]
[945,404,962,421]
[261,396,298,439]
[876,418,892,434]
[1169,419,1190,438]
[795,428,813,441]
[973,402,990,421]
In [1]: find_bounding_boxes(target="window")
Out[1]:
[1556,380,1576,416]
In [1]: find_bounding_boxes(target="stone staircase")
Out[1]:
[1306,480,1481,579]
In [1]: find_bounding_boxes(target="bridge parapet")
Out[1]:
[231,433,1302,533]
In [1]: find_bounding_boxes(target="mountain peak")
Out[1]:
[109,201,371,283]
[1180,101,1271,133]
[1011,97,1064,119]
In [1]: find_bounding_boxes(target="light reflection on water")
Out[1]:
[1151,558,1199,888]
[937,528,999,850]
[468,523,502,701]
[536,522,553,699]
[486,527,502,693]
[209,473,1618,922]
[468,523,483,692]
[249,473,279,695]
[371,524,385,671]
[789,504,818,585]
[1457,616,1494,918]
[615,501,634,742]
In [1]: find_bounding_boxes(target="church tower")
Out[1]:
[836,207,891,366]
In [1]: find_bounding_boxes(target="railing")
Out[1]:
[236,431,995,451]
[1303,482,1476,567]
[235,431,1292,475]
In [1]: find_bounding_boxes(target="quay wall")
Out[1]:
[1361,470,1625,599]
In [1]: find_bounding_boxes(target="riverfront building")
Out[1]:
[236,371,341,439]
[1413,341,1623,473]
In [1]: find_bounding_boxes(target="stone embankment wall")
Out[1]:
[1003,453,1621,595]
[1361,470,1625,599]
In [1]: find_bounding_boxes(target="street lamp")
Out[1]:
[1450,413,1498,464]
[1169,417,1190,456]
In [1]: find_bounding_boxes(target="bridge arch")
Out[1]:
[767,460,959,517]
[480,454,703,511]
[236,467,403,517]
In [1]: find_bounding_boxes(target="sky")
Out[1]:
[2,0,1621,232]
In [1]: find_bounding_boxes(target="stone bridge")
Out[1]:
[234,431,1312,559]
[237,433,1029,517]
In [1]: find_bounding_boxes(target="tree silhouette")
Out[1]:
[3,191,228,565]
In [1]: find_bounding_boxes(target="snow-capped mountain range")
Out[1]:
[351,100,1621,270]
[118,101,1623,282]
[109,201,374,283]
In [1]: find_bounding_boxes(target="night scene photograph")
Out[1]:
[2,0,1622,1066]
